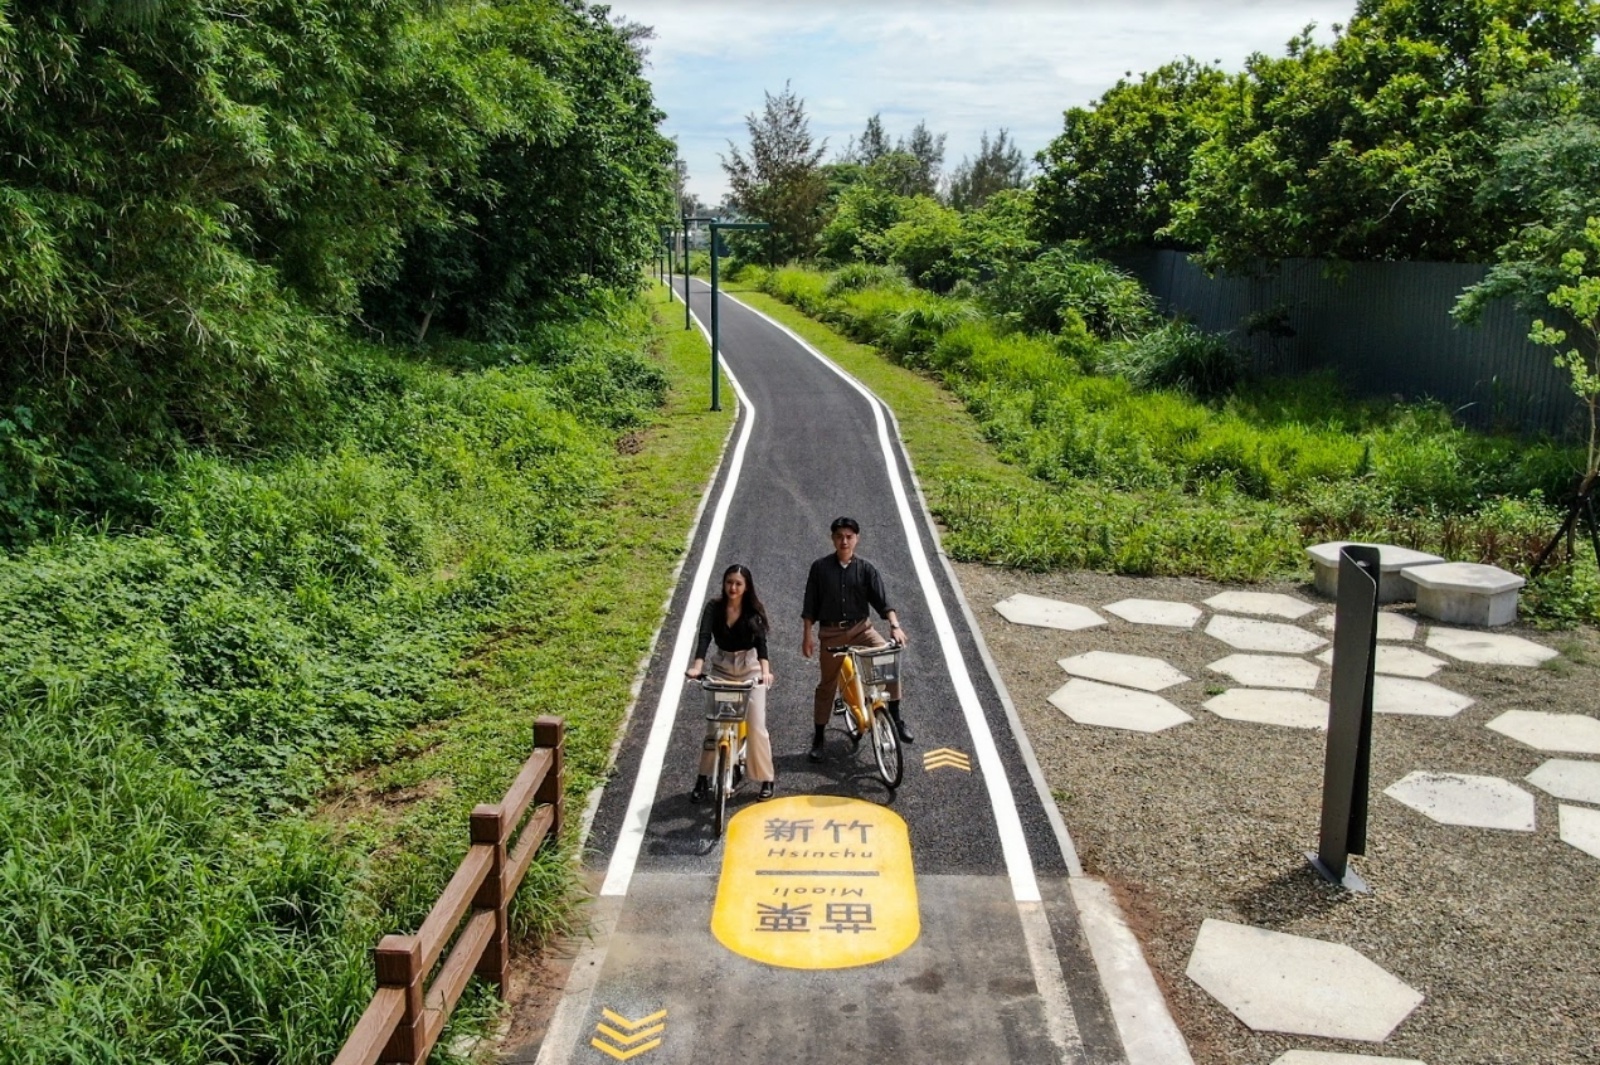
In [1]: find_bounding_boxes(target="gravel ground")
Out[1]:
[952,562,1600,1065]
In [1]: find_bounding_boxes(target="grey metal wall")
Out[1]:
[1116,249,1581,437]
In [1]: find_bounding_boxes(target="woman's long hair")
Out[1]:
[718,563,769,636]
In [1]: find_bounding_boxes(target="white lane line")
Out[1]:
[722,292,1041,904]
[598,288,753,898]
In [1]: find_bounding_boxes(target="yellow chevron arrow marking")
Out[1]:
[922,748,971,771]
[596,1022,666,1045]
[591,1008,667,1060]
[601,1008,667,1031]
[590,1036,662,1061]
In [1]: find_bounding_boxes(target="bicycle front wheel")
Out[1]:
[870,706,903,788]
[712,741,730,838]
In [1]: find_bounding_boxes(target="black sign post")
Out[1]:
[1309,544,1380,893]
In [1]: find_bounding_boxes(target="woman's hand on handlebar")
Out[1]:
[685,658,704,680]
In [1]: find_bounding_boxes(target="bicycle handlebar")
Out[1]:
[698,677,757,692]
[825,639,904,656]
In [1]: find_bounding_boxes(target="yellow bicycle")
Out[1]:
[700,677,755,838]
[829,641,904,789]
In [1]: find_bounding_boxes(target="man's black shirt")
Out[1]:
[801,554,892,626]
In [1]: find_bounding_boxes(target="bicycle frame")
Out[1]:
[702,678,754,837]
[835,653,876,736]
[828,642,904,789]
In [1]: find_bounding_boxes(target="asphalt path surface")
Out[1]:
[526,279,1135,1065]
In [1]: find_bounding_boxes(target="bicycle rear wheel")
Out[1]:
[870,705,903,788]
[712,740,730,838]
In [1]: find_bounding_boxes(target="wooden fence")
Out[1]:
[333,717,565,1065]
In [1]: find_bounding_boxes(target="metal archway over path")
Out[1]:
[513,279,1191,1065]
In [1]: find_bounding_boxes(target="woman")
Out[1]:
[685,563,776,801]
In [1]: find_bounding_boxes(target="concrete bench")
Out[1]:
[1402,561,1526,627]
[1306,542,1445,604]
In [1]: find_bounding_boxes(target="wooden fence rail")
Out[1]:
[333,717,565,1065]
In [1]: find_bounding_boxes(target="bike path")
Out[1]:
[519,280,1181,1065]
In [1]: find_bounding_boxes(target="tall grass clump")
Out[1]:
[1102,321,1247,399]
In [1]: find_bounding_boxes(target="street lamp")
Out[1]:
[682,214,715,331]
[706,219,769,411]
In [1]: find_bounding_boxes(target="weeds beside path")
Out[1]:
[0,291,725,1064]
[730,267,1600,626]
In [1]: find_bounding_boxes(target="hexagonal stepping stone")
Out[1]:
[1559,804,1600,861]
[1307,541,1445,603]
[1485,710,1600,755]
[1204,689,1328,730]
[1425,627,1557,667]
[1315,645,1447,678]
[1526,759,1600,805]
[1103,598,1203,628]
[1205,590,1318,620]
[994,593,1107,631]
[1208,654,1321,690]
[1273,1053,1426,1065]
[1206,615,1328,654]
[1059,651,1189,692]
[1383,772,1535,831]
[1186,919,1423,1042]
[1048,679,1192,733]
[1372,677,1474,718]
[1316,611,1419,642]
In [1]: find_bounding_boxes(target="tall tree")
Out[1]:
[843,113,893,164]
[903,120,946,196]
[368,0,675,341]
[946,129,1028,211]
[1168,0,1600,269]
[721,82,829,262]
[1033,59,1231,247]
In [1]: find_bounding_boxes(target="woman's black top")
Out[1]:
[692,599,769,661]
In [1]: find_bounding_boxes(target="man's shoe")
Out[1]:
[891,713,915,744]
[808,740,825,762]
[689,775,710,803]
[758,781,775,800]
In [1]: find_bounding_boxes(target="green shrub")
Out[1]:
[885,298,981,365]
[981,247,1155,340]
[824,262,908,296]
[1104,321,1246,398]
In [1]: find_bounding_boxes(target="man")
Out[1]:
[800,516,912,762]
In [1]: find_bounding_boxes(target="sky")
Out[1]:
[607,0,1353,205]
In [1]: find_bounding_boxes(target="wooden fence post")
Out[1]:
[470,804,508,989]
[374,934,423,1065]
[534,716,565,839]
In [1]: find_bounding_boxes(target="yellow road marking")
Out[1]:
[601,1008,667,1030]
[590,1036,662,1061]
[923,747,971,772]
[591,1008,667,1060]
[712,794,918,969]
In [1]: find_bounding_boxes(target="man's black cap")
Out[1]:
[830,516,860,534]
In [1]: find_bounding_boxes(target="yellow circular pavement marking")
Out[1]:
[711,794,919,969]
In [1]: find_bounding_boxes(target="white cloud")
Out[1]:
[615,0,1350,203]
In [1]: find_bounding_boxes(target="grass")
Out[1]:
[738,263,1600,625]
[0,285,728,1063]
[326,284,732,942]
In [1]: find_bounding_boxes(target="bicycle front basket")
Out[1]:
[856,646,902,686]
[705,686,751,720]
